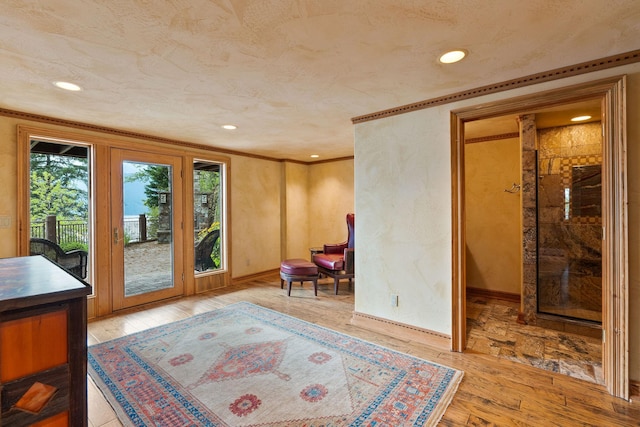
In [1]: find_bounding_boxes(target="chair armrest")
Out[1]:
[323,241,347,255]
[344,248,354,274]
[59,250,88,279]
[64,249,87,256]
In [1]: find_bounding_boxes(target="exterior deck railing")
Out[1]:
[31,214,155,246]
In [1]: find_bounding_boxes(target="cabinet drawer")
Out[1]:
[0,364,69,427]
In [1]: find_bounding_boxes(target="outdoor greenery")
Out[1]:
[126,165,170,210]
[195,168,222,269]
[59,240,89,253]
[30,150,224,271]
[30,153,88,222]
[124,165,169,245]
[30,150,89,251]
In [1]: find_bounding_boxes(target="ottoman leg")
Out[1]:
[287,280,293,296]
[312,277,318,296]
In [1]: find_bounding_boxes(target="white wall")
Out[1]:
[355,108,453,334]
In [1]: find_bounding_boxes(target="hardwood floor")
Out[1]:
[87,275,639,426]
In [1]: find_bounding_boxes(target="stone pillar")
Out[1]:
[157,192,172,244]
[138,214,147,242]
[45,215,57,243]
[519,114,538,325]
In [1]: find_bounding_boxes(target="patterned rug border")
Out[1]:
[89,301,463,426]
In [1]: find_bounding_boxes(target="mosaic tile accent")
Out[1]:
[559,155,603,224]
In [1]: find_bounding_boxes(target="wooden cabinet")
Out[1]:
[0,256,91,427]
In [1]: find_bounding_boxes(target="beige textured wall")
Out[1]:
[308,159,355,249]
[354,63,640,384]
[229,155,282,277]
[0,119,18,258]
[283,162,310,260]
[465,138,521,294]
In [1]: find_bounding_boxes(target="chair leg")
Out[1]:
[334,277,339,295]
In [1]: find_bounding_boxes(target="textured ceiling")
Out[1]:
[1,1,639,161]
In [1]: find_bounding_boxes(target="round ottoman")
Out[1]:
[280,259,319,296]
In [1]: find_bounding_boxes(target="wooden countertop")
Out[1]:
[0,256,91,312]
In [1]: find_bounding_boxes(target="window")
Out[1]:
[193,161,224,273]
[29,140,91,282]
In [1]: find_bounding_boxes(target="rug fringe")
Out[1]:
[426,370,464,426]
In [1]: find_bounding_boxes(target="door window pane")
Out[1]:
[123,161,173,296]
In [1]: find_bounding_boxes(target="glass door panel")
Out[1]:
[111,149,183,310]
[537,122,603,323]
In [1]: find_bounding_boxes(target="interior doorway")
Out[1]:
[464,100,604,325]
[463,106,604,384]
[451,77,628,399]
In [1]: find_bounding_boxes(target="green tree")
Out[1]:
[125,165,170,209]
[30,153,88,221]
[195,169,221,224]
[197,169,220,193]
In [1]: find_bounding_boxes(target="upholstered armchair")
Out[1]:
[312,213,354,294]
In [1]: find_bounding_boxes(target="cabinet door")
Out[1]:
[0,309,68,382]
[1,308,69,426]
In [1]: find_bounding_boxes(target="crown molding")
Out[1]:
[0,107,351,165]
[352,49,640,124]
[465,132,520,144]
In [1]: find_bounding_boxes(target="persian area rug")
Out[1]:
[88,302,463,426]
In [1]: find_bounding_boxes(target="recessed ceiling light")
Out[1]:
[438,50,467,64]
[53,81,82,91]
[222,124,237,130]
[571,115,592,122]
[310,154,319,158]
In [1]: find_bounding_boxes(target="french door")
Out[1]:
[110,149,184,310]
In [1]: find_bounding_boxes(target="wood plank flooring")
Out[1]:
[87,275,639,426]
